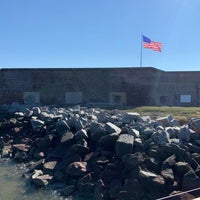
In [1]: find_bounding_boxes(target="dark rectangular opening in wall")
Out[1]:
[113,95,121,104]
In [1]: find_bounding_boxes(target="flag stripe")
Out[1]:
[143,35,162,52]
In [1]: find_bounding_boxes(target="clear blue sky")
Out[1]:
[0,0,199,71]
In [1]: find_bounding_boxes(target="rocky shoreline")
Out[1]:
[1,105,200,199]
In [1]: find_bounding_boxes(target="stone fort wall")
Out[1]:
[0,67,200,106]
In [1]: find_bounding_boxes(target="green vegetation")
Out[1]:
[123,106,200,124]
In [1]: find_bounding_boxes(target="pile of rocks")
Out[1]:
[1,105,200,199]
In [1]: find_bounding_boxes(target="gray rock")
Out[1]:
[151,130,170,144]
[141,127,153,137]
[35,135,53,152]
[139,169,165,198]
[30,118,45,131]
[174,162,192,177]
[156,115,179,127]
[99,163,121,183]
[190,118,200,133]
[56,120,70,136]
[134,138,143,152]
[162,154,176,168]
[115,134,134,157]
[33,174,53,187]
[31,107,41,116]
[122,112,141,124]
[161,168,174,181]
[74,129,88,140]
[182,169,200,190]
[23,108,33,118]
[104,122,121,134]
[98,132,119,148]
[192,153,200,164]
[122,152,144,170]
[89,122,106,142]
[67,116,84,131]
[178,125,191,143]
[186,143,200,154]
[60,132,74,146]
[128,128,140,137]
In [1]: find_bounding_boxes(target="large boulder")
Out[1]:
[115,134,134,157]
[122,112,141,124]
[104,122,121,134]
[98,132,119,149]
[30,118,45,131]
[122,152,144,170]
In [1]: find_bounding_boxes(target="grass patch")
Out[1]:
[123,106,200,124]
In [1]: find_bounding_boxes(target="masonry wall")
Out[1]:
[1,67,200,106]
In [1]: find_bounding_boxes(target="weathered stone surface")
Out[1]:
[122,152,144,170]
[30,118,45,131]
[33,174,53,187]
[156,115,179,127]
[13,144,30,152]
[139,169,166,198]
[190,118,200,133]
[115,134,134,157]
[24,108,33,118]
[2,105,200,199]
[43,161,57,174]
[151,130,170,144]
[60,132,74,145]
[182,169,200,191]
[66,161,87,177]
[35,135,53,152]
[1,145,12,158]
[31,107,41,116]
[104,122,121,134]
[56,120,70,136]
[31,169,43,180]
[122,112,141,124]
[74,129,88,140]
[98,132,119,148]
[128,128,140,137]
[178,125,191,143]
[89,122,106,142]
[162,154,176,168]
[174,162,192,178]
[161,168,174,181]
[99,163,121,183]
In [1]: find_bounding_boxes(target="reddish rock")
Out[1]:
[66,161,87,177]
[13,143,30,152]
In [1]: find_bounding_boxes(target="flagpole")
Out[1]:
[140,34,143,67]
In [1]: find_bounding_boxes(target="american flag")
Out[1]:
[143,35,162,52]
